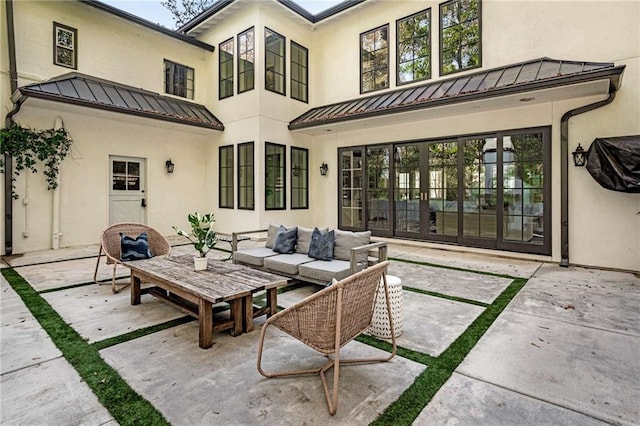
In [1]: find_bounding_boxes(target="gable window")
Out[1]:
[219,38,234,99]
[265,28,285,95]
[360,25,389,93]
[53,22,77,69]
[397,9,431,85]
[238,142,254,210]
[219,145,234,208]
[265,143,286,210]
[291,41,308,103]
[440,0,481,76]
[164,60,194,99]
[291,147,308,209]
[238,27,255,93]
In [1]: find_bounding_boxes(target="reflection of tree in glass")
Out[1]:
[441,0,480,75]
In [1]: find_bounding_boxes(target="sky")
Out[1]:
[101,0,344,29]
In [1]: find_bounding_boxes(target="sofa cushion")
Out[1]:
[333,230,371,261]
[298,259,352,284]
[264,253,315,276]
[273,226,297,254]
[265,223,281,249]
[308,228,335,261]
[233,247,279,267]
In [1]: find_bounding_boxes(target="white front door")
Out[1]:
[109,156,146,225]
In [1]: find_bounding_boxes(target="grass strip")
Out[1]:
[92,316,195,351]
[2,268,170,426]
[403,286,489,307]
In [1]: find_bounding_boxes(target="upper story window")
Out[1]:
[219,38,234,99]
[238,142,255,210]
[219,145,234,209]
[53,22,77,69]
[265,28,286,95]
[265,142,286,210]
[397,9,431,85]
[238,27,255,94]
[360,25,389,94]
[164,60,194,99]
[440,0,481,76]
[290,41,308,103]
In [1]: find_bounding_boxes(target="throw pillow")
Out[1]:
[265,223,281,249]
[120,232,153,261]
[272,226,297,254]
[308,228,335,261]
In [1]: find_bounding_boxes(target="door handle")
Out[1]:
[141,198,147,208]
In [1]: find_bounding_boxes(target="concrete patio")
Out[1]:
[1,240,638,425]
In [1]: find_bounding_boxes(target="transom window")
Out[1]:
[238,27,255,93]
[219,145,234,208]
[290,41,308,103]
[265,143,286,210]
[164,60,194,99]
[238,142,255,210]
[440,0,481,75]
[53,22,77,69]
[291,147,309,209]
[265,28,285,95]
[219,38,234,99]
[360,25,389,93]
[397,9,431,85]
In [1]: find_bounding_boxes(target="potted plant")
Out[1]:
[173,212,218,271]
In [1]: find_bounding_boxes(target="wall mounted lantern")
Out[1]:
[165,158,175,174]
[320,162,329,176]
[572,144,586,167]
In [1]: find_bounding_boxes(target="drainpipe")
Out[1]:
[4,0,18,255]
[51,117,63,249]
[559,90,616,267]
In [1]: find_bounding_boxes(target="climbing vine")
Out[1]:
[0,123,73,199]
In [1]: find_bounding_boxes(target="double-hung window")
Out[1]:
[290,41,308,103]
[238,27,255,93]
[265,143,286,210]
[164,60,194,99]
[219,38,234,99]
[291,147,309,209]
[397,9,431,85]
[219,145,234,208]
[53,22,77,69]
[238,142,255,210]
[440,0,481,75]
[360,25,389,93]
[265,28,285,95]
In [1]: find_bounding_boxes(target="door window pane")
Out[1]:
[367,146,390,231]
[339,148,364,228]
[394,145,421,233]
[429,142,458,235]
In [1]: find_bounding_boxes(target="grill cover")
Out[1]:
[586,136,640,193]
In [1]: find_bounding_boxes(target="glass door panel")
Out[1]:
[340,148,364,229]
[462,137,497,242]
[428,142,458,237]
[367,146,392,234]
[394,145,421,235]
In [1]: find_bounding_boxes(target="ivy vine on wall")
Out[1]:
[0,123,73,199]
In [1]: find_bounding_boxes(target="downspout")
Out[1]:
[4,0,18,255]
[51,117,63,249]
[559,89,616,267]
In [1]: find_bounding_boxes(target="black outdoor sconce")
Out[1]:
[165,158,175,174]
[320,162,329,176]
[572,144,586,167]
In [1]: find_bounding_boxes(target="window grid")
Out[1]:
[238,27,255,94]
[397,9,431,85]
[265,28,286,96]
[290,41,308,103]
[219,38,234,99]
[360,25,389,94]
[291,147,309,209]
[238,142,255,210]
[265,142,286,210]
[440,0,481,76]
[219,145,234,208]
[53,22,77,69]
[164,60,194,99]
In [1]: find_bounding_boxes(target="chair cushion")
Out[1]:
[120,232,153,261]
[308,228,335,261]
[298,259,352,284]
[264,253,315,275]
[265,223,281,249]
[333,230,371,261]
[273,226,297,254]
[233,247,279,267]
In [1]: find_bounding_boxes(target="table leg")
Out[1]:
[229,298,243,337]
[243,295,254,333]
[266,288,278,317]
[199,299,214,349]
[131,274,141,305]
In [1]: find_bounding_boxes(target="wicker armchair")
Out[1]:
[93,223,171,293]
[256,260,396,415]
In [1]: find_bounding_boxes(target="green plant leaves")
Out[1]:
[174,212,217,257]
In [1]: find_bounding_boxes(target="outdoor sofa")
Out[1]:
[231,224,387,285]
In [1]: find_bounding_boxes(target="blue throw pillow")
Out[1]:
[272,226,297,254]
[308,228,335,261]
[120,232,153,261]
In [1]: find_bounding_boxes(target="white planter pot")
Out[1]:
[194,256,208,271]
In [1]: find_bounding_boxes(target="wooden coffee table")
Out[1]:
[126,254,288,349]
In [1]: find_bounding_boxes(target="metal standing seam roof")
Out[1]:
[289,58,625,130]
[18,73,224,131]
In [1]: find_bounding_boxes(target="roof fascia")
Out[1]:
[178,0,235,33]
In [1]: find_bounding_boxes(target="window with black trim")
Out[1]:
[238,142,254,210]
[219,145,234,208]
[291,147,308,209]
[397,9,431,85]
[164,60,194,99]
[53,22,77,69]
[440,0,481,76]
[219,38,234,99]
[291,41,308,103]
[265,28,285,95]
[265,143,286,210]
[238,27,255,93]
[360,25,389,93]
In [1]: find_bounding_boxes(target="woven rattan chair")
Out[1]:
[93,223,171,293]
[256,260,396,415]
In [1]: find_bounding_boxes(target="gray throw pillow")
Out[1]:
[308,228,335,261]
[265,223,281,249]
[272,226,298,254]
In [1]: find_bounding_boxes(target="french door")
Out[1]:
[109,156,146,225]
